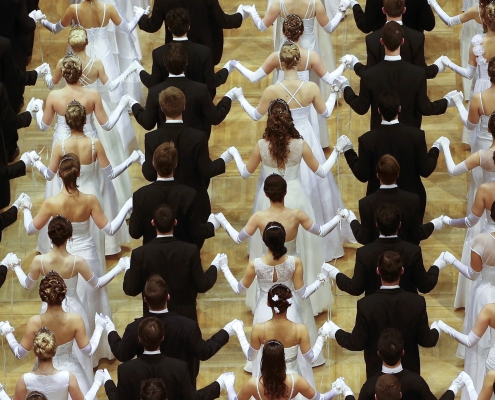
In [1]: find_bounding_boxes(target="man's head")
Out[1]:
[141,379,167,400]
[375,203,401,236]
[159,87,186,119]
[376,154,400,185]
[375,375,401,400]
[263,174,287,203]
[143,275,170,311]
[138,317,165,351]
[383,0,405,18]
[377,251,403,284]
[152,204,175,235]
[380,21,404,52]
[165,8,190,37]
[153,142,178,178]
[164,43,188,75]
[378,90,401,122]
[377,328,404,367]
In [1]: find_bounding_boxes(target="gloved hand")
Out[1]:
[233,87,244,100]
[104,315,116,334]
[131,60,145,74]
[331,377,347,395]
[0,321,14,335]
[443,90,458,108]
[452,90,464,106]
[241,5,257,15]
[20,152,33,167]
[430,215,445,231]
[94,369,106,386]
[220,148,234,164]
[128,150,141,165]
[236,4,249,19]
[33,99,44,113]
[441,215,452,226]
[442,251,457,265]
[221,372,236,391]
[430,321,441,336]
[438,136,451,151]
[207,213,220,230]
[433,56,445,73]
[124,198,133,213]
[13,193,30,210]
[231,319,245,335]
[137,150,145,165]
[27,150,41,164]
[116,256,130,272]
[339,0,351,12]
[338,208,357,222]
[333,76,350,91]
[319,320,340,339]
[28,10,45,23]
[95,313,107,329]
[19,194,32,211]
[132,6,148,18]
[321,262,340,280]
[223,319,238,336]
[26,97,39,118]
[34,63,50,78]
[102,369,112,383]
[211,253,228,271]
[119,95,131,109]
[340,54,359,69]
[433,252,447,270]
[224,87,240,101]
[0,253,20,268]
[335,135,353,153]
[215,212,229,228]
[223,60,236,74]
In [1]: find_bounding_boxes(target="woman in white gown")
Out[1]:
[32,53,134,257]
[218,221,332,369]
[0,272,108,393]
[38,0,144,152]
[20,153,132,363]
[233,43,354,263]
[223,343,349,400]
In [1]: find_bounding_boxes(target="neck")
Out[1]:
[156,230,172,236]
[72,49,87,59]
[36,359,55,371]
[70,129,85,136]
[379,231,398,237]
[381,280,400,286]
[166,115,182,121]
[47,304,64,314]
[51,245,70,257]
[384,360,401,369]
[150,306,167,312]
[269,200,285,209]
[172,33,187,39]
[272,311,288,320]
[379,180,396,186]
[381,115,398,121]
[146,347,160,352]
[386,15,402,22]
[283,68,299,80]
[62,187,79,196]
[157,174,173,179]
[385,47,401,57]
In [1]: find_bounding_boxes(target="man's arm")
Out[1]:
[417,375,441,400]
[203,50,218,99]
[335,250,368,296]
[344,137,373,183]
[108,324,141,362]
[352,4,373,34]
[343,80,372,116]
[104,380,118,400]
[418,0,436,32]
[0,161,26,182]
[123,249,145,297]
[208,0,243,29]
[417,74,448,117]
[416,297,440,348]
[190,247,217,294]
[0,265,7,288]
[363,35,379,71]
[335,301,369,351]
[350,200,374,245]
[357,379,375,400]
[188,322,230,360]
[201,90,232,125]
[0,83,31,133]
[0,206,18,233]
[196,135,225,181]
[416,131,439,178]
[132,88,159,130]
[142,135,158,182]
[147,49,168,88]
[411,250,439,294]
[16,0,36,35]
[128,193,144,239]
[411,33,439,79]
[186,194,215,248]
[418,222,435,242]
[196,381,221,400]
[138,1,165,33]
[1,39,37,86]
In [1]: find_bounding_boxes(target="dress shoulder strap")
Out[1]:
[480,92,487,116]
[256,378,263,400]
[289,374,295,399]
[75,3,80,24]
[305,49,310,70]
[62,139,66,155]
[101,3,106,28]
[280,0,288,18]
[71,256,76,278]
[91,137,95,161]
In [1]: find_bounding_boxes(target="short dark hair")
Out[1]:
[141,379,167,400]
[164,42,188,75]
[138,317,165,351]
[378,251,403,283]
[144,275,169,310]
[375,375,401,400]
[376,154,400,184]
[383,0,405,18]
[375,203,400,236]
[159,87,185,118]
[264,174,287,203]
[378,90,400,122]
[381,21,403,51]
[378,328,404,366]
[153,142,178,177]
[165,8,190,36]
[153,204,175,233]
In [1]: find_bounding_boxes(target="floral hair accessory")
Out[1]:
[272,294,279,301]
[273,307,280,314]
[287,298,292,304]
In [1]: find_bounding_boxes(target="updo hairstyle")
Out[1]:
[267,284,293,314]
[282,15,304,42]
[61,53,82,84]
[58,153,80,192]
[262,221,287,260]
[68,25,88,52]
[48,215,73,247]
[484,2,495,31]
[260,340,287,399]
[263,174,287,204]
[39,271,67,306]
[65,100,86,132]
[33,328,57,361]
[264,99,302,168]
[279,41,300,70]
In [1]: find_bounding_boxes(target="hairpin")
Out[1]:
[65,50,76,57]
[268,98,290,115]
[266,339,283,347]
[36,326,54,335]
[272,294,279,301]
[273,306,280,313]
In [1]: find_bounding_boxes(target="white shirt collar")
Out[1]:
[173,36,188,41]
[382,363,403,373]
[381,119,399,125]
[166,120,183,123]
[379,235,398,238]
[380,184,398,189]
[384,55,402,61]
[156,177,174,181]
[143,350,161,355]
[386,20,403,25]
[156,234,173,238]
[169,73,186,78]
[380,285,401,289]
[150,308,169,314]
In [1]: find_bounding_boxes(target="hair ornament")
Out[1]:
[272,294,279,302]
[268,98,290,115]
[65,50,76,57]
[287,298,292,304]
[266,225,282,231]
[58,155,77,170]
[273,307,280,314]
[36,326,54,335]
[67,99,84,108]
[27,392,45,400]
[286,13,302,22]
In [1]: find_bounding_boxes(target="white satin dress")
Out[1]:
[24,371,71,400]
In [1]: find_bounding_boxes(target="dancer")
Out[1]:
[222,343,352,400]
[0,271,108,392]
[230,284,334,383]
[230,15,350,147]
[219,221,331,367]
[21,154,132,364]
[12,328,105,400]
[31,53,135,257]
[38,0,145,104]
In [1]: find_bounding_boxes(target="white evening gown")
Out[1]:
[248,138,331,320]
[72,3,140,154]
[24,371,71,400]
[249,255,322,382]
[36,115,130,256]
[456,221,495,400]
[69,1,144,105]
[269,0,336,147]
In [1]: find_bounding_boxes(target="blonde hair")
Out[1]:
[65,100,86,132]
[33,328,57,361]
[279,42,300,70]
[68,26,87,52]
[61,53,82,84]
[485,3,495,31]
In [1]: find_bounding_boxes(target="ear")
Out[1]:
[402,6,406,14]
[380,38,384,46]
[399,393,402,399]
[398,221,401,229]
[161,335,165,343]
[401,267,404,275]
[167,294,170,300]
[377,350,380,356]
[174,219,178,226]
[378,107,381,115]
[401,38,405,45]
[382,6,386,14]
[376,267,381,276]
[402,350,405,356]
[398,106,401,113]
[151,219,156,227]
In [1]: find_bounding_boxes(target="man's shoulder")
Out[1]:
[181,125,208,142]
[403,25,424,41]
[152,44,167,59]
[365,29,382,45]
[395,188,421,204]
[186,40,212,56]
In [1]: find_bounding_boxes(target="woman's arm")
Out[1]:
[234,53,278,83]
[293,257,326,299]
[40,92,56,128]
[301,140,339,177]
[235,87,268,120]
[90,195,132,236]
[40,6,72,33]
[75,314,106,356]
[315,0,346,33]
[221,258,256,294]
[479,370,495,400]
[68,373,85,400]
[440,137,480,176]
[13,376,26,400]
[28,201,53,234]
[215,212,259,244]
[441,46,477,79]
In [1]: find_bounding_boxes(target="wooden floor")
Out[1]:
[0,0,475,397]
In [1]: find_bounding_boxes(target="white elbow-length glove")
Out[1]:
[436,320,481,348]
[86,257,129,289]
[220,256,248,295]
[40,18,66,34]
[102,150,140,179]
[448,371,477,399]
[302,321,335,364]
[340,54,360,71]
[101,198,132,236]
[231,320,260,360]
[314,148,339,177]
[442,211,481,229]
[85,369,107,400]
[321,3,347,33]
[224,372,237,400]
[117,6,150,33]
[438,136,469,176]
[31,155,56,181]
[441,56,476,79]
[215,213,252,244]
[227,146,252,178]
[295,274,327,299]
[235,87,264,120]
[0,322,28,359]
[427,0,462,26]
[2,253,37,290]
[105,61,142,91]
[451,91,477,130]
[80,314,107,356]
[320,85,340,118]
[30,99,50,131]
[243,5,267,32]
[308,215,342,237]
[101,95,134,131]
[233,61,268,82]
[443,251,481,280]
[320,61,347,85]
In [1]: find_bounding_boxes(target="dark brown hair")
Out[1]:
[263,174,287,204]
[165,8,190,36]
[375,203,401,236]
[153,142,178,177]
[377,328,403,366]
[375,374,401,400]
[144,275,169,311]
[383,0,405,18]
[377,251,402,283]
[159,87,185,118]
[26,392,48,400]
[141,379,167,400]
[153,204,175,233]
[381,21,403,52]
[39,271,67,305]
[376,154,400,184]
[262,221,287,260]
[264,99,303,169]
[58,153,80,192]
[48,215,73,247]
[267,284,293,314]
[164,43,188,75]
[260,340,288,399]
[138,317,165,351]
[282,15,304,42]
[491,200,495,221]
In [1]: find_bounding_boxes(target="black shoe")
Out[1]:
[7,146,20,163]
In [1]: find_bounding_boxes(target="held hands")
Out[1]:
[236,4,250,19]
[451,90,464,106]
[130,60,145,75]
[340,54,359,70]
[214,212,229,228]
[137,150,145,165]
[28,10,46,23]
[223,319,239,336]
[430,321,441,336]
[128,150,141,164]
[94,369,106,386]
[119,94,131,108]
[103,315,116,334]
[321,262,340,280]
[443,90,458,108]
[223,372,236,390]
[224,87,240,101]
[231,319,245,336]
[442,251,457,265]
[433,56,445,73]
[34,63,50,78]
[241,5,257,16]
[15,193,32,211]
[318,320,340,339]
[95,313,108,329]
[211,253,228,271]
[0,253,20,269]
[433,252,448,270]
[220,148,234,164]
[223,60,237,74]
[333,76,350,91]
[337,208,356,222]
[335,135,353,153]
[0,321,14,336]
[26,97,42,118]
[208,213,221,230]
[338,0,352,12]
[132,6,150,18]
[116,256,131,273]
[430,215,445,231]
[441,215,452,226]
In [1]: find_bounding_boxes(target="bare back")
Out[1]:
[62,2,120,29]
[254,208,303,242]
[25,312,83,347]
[253,320,305,349]
[34,253,78,281]
[39,191,98,224]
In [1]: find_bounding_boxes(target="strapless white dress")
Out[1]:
[248,256,321,381]
[50,341,91,393]
[24,371,70,400]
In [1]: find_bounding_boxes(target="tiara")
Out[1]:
[67,99,84,108]
[266,225,282,231]
[27,392,45,400]
[265,339,284,347]
[65,50,76,57]
[58,155,77,170]
[36,326,54,335]
[268,98,290,115]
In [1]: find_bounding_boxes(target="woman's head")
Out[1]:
[264,99,302,167]
[263,174,287,204]
[484,2,495,31]
[39,271,67,305]
[279,41,300,71]
[68,25,88,52]
[48,215,72,247]
[267,284,292,314]
[282,15,304,42]
[26,393,48,400]
[61,53,82,84]
[65,100,86,132]
[262,221,287,260]
[33,327,57,361]
[58,153,80,192]
[260,340,287,399]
